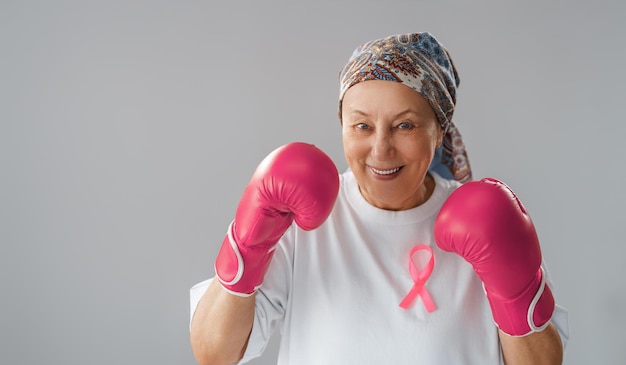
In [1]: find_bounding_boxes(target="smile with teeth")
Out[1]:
[370,166,402,175]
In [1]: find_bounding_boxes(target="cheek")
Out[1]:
[423,126,443,149]
[401,134,439,162]
[342,131,365,160]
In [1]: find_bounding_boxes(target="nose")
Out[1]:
[371,129,394,161]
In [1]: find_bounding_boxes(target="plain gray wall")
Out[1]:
[2,1,624,364]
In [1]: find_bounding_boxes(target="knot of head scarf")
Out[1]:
[338,32,472,183]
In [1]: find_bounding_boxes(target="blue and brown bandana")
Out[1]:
[338,32,472,183]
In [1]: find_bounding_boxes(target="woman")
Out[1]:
[189,32,569,364]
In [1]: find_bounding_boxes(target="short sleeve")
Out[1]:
[188,226,295,364]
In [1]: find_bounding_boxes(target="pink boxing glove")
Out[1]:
[214,142,340,296]
[434,178,555,336]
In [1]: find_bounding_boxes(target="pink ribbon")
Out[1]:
[399,245,436,312]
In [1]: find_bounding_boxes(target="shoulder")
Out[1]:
[431,171,463,199]
[339,168,356,187]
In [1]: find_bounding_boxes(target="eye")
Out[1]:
[397,121,414,130]
[356,123,371,130]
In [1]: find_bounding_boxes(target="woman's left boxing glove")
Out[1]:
[434,178,555,336]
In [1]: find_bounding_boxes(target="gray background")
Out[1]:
[1,1,624,364]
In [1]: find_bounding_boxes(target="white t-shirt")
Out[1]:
[190,171,569,364]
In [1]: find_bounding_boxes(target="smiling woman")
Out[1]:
[189,32,569,365]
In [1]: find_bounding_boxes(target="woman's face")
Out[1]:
[341,80,443,211]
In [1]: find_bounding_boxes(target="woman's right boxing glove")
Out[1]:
[214,142,340,296]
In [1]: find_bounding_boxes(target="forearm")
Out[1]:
[499,323,563,365]
[190,279,256,365]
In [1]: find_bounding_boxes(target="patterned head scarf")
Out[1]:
[338,32,472,182]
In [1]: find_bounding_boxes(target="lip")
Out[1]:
[368,165,403,179]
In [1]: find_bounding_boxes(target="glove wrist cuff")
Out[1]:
[214,221,275,295]
[486,267,555,337]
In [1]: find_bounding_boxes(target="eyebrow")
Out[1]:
[347,108,419,119]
